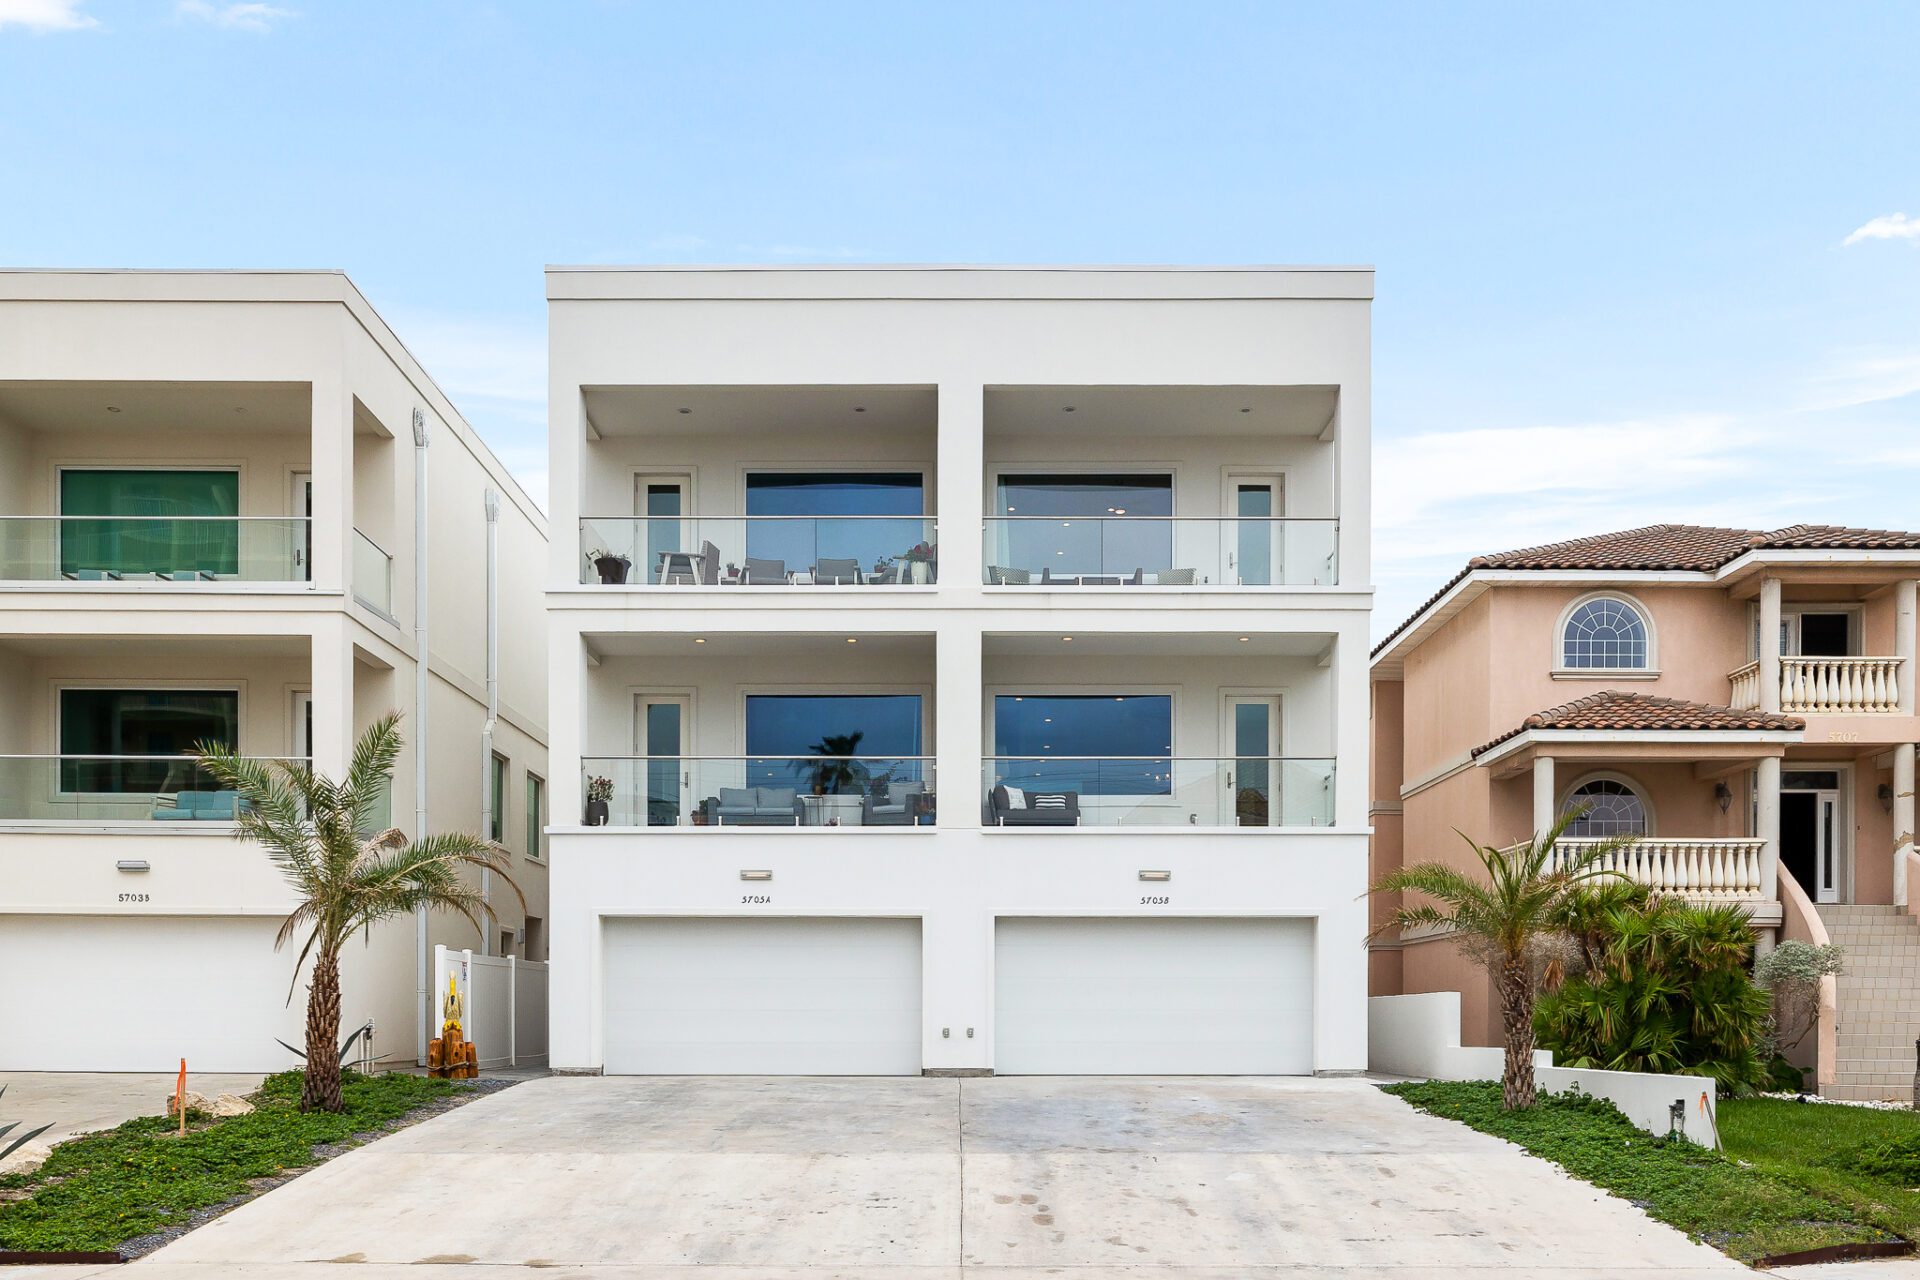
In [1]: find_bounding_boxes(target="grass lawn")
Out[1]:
[0,1070,467,1254]
[1387,1080,1914,1263]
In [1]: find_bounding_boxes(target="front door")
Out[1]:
[1226,694,1281,827]
[634,695,691,826]
[1780,787,1841,903]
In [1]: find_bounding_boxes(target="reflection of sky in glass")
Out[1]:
[993,474,1171,576]
[745,694,925,791]
[993,694,1172,795]
[746,473,926,573]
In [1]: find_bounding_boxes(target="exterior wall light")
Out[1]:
[1881,783,1896,814]
[1714,781,1733,813]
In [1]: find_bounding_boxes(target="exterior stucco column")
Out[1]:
[1758,755,1782,903]
[937,627,983,829]
[1896,579,1917,715]
[1532,754,1556,842]
[936,382,985,591]
[1895,742,1916,908]
[1759,576,1783,714]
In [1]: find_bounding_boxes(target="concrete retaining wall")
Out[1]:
[1370,992,1718,1142]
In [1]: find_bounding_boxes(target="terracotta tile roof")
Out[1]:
[1472,691,1804,758]
[1374,523,1920,659]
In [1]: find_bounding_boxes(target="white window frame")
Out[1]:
[1559,770,1657,837]
[1552,591,1659,678]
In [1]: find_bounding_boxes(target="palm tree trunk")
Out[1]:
[303,946,345,1114]
[1499,953,1538,1111]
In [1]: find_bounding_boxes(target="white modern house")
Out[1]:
[0,270,550,1072]
[545,265,1374,1075]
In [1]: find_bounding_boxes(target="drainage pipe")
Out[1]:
[411,407,431,1066]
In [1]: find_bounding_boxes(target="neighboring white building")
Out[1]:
[0,270,550,1073]
[545,265,1374,1075]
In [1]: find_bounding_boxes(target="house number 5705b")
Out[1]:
[1140,895,1170,905]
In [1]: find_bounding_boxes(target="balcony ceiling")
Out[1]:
[983,632,1332,658]
[0,381,311,435]
[583,385,936,439]
[0,634,310,659]
[583,632,934,661]
[985,385,1338,439]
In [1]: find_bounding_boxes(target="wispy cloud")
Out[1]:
[1799,350,1920,411]
[175,1,291,32]
[1844,212,1920,246]
[0,0,98,32]
[389,312,549,510]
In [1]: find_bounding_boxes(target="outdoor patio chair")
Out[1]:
[698,540,721,585]
[986,565,1032,584]
[1040,567,1079,586]
[743,557,787,584]
[814,557,863,585]
[657,550,701,585]
[1156,567,1197,585]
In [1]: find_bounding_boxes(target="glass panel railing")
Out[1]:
[0,755,307,822]
[579,517,938,586]
[982,757,1336,827]
[981,517,1338,586]
[0,516,311,582]
[352,529,394,613]
[581,756,936,827]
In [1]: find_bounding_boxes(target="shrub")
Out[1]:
[1534,883,1776,1094]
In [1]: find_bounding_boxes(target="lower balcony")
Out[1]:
[0,753,304,823]
[982,756,1335,827]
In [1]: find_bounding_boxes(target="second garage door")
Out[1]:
[602,916,922,1075]
[995,917,1315,1074]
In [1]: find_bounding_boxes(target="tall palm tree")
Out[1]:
[197,712,520,1114]
[1369,807,1631,1110]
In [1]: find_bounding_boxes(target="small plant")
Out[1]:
[0,1086,53,1166]
[899,542,935,563]
[1754,940,1845,1057]
[585,774,613,803]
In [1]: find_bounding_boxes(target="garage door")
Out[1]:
[602,917,922,1074]
[0,915,301,1072]
[995,917,1314,1074]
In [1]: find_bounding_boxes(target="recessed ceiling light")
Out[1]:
[845,637,858,644]
[1238,636,1250,642]
[1062,406,1076,412]
[693,638,706,644]
[677,407,692,414]
[1240,407,1251,414]
[1060,636,1073,642]
[106,406,121,413]
[1015,696,1024,701]
[1113,508,1127,515]
[1043,717,1052,723]
[853,406,866,413]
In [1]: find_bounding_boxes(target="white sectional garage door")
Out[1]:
[0,915,298,1072]
[602,917,922,1075]
[994,917,1315,1075]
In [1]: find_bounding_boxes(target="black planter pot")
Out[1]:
[593,556,630,585]
[584,798,609,826]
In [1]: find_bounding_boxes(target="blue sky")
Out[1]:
[3,2,1916,632]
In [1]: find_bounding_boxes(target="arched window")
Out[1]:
[1563,778,1649,837]
[1561,596,1650,669]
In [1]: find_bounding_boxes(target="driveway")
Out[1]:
[111,1075,1743,1278]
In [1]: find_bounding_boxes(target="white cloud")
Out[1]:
[388,312,549,511]
[1844,213,1920,246]
[0,0,98,32]
[175,1,291,32]
[1800,350,1920,411]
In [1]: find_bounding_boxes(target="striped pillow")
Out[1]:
[1032,793,1068,809]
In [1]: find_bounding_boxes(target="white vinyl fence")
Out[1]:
[433,944,549,1068]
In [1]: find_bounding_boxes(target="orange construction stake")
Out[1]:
[176,1058,187,1137]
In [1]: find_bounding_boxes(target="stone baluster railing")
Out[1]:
[1728,661,1761,711]
[1778,656,1905,714]
[1546,837,1766,902]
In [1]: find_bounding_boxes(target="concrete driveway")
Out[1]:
[107,1075,1743,1278]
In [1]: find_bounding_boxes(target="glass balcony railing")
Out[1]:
[579,517,938,586]
[982,517,1338,586]
[0,755,306,822]
[982,756,1336,827]
[352,529,394,614]
[0,516,312,583]
[581,756,936,827]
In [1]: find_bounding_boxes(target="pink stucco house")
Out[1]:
[1370,524,1920,1099]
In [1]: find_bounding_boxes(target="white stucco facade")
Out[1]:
[545,266,1375,1075]
[0,271,549,1072]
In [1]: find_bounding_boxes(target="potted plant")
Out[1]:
[586,548,631,585]
[584,774,613,825]
[899,541,936,584]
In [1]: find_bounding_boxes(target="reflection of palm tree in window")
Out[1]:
[795,731,872,796]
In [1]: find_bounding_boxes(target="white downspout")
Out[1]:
[479,488,501,955]
[411,408,431,1067]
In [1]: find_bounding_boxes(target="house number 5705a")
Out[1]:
[740,894,771,905]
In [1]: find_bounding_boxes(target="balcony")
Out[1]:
[581,755,935,827]
[982,756,1336,828]
[352,528,394,613]
[0,754,304,823]
[579,516,937,587]
[0,516,311,584]
[982,517,1337,586]
[1545,837,1768,906]
[1729,657,1906,714]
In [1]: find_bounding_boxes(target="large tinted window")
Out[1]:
[993,694,1172,795]
[745,694,925,792]
[59,688,239,792]
[745,472,925,574]
[60,469,240,577]
[993,474,1172,578]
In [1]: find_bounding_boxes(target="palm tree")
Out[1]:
[795,730,871,795]
[1369,807,1632,1110]
[196,712,520,1114]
